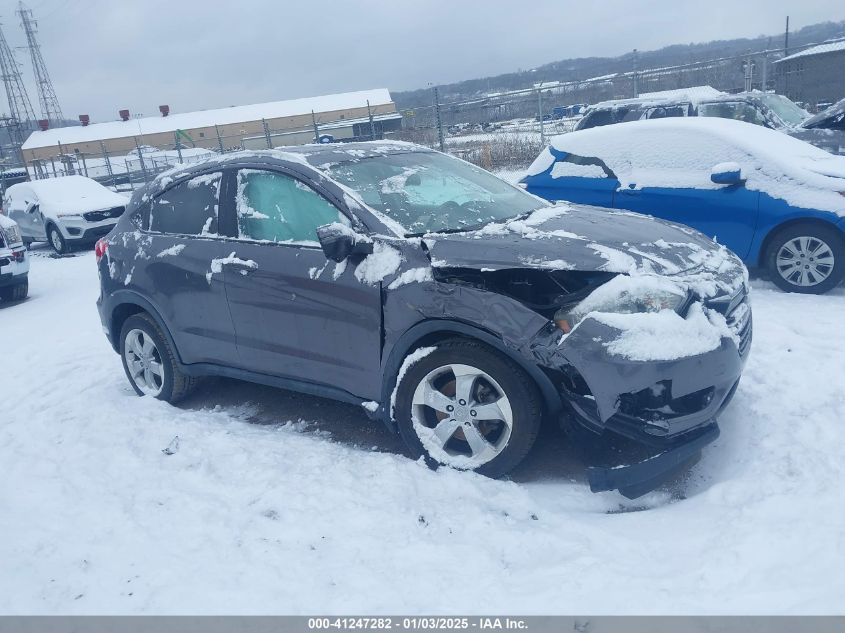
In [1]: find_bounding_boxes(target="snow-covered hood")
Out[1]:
[26,176,128,218]
[424,204,747,299]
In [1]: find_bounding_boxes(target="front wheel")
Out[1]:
[393,340,542,478]
[765,224,845,294]
[47,224,68,254]
[119,313,197,403]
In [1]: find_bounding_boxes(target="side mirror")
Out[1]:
[711,162,745,185]
[316,222,372,263]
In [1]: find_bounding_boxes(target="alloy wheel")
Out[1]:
[123,328,164,396]
[775,235,835,287]
[410,363,513,468]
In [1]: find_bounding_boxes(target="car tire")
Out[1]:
[47,223,68,255]
[765,224,845,294]
[119,312,198,403]
[0,280,28,302]
[393,339,542,478]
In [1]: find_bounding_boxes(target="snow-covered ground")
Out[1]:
[2,248,845,614]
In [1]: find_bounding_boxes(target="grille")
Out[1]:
[83,206,124,222]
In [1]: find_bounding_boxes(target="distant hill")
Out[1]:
[394,20,845,110]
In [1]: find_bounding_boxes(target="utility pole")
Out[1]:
[311,110,320,142]
[17,2,64,126]
[366,99,375,140]
[784,16,790,56]
[632,49,639,97]
[433,86,444,152]
[537,82,545,146]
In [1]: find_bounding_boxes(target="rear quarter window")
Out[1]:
[149,172,222,236]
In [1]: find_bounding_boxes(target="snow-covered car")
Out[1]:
[522,118,845,293]
[576,90,845,155]
[95,142,751,498]
[0,214,29,302]
[4,175,128,254]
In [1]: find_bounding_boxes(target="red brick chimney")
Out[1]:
[79,114,90,126]
[119,109,130,121]
[159,105,170,117]
[37,119,49,131]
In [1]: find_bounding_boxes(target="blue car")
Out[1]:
[522,118,845,294]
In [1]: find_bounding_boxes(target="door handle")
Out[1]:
[225,261,258,276]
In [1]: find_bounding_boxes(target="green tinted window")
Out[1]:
[236,169,343,243]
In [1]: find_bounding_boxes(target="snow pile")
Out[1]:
[387,267,433,290]
[535,118,845,214]
[156,244,185,258]
[551,162,608,179]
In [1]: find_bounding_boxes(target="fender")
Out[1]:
[103,289,184,364]
[377,318,563,431]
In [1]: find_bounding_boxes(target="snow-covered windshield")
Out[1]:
[756,94,809,127]
[325,151,547,235]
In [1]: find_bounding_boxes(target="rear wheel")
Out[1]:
[47,224,68,255]
[119,313,197,403]
[766,224,845,294]
[0,280,27,302]
[393,340,542,478]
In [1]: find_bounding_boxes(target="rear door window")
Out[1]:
[551,153,617,179]
[235,169,345,244]
[149,172,222,235]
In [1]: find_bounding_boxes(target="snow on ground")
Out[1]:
[2,248,845,614]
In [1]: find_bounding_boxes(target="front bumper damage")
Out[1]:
[528,294,751,499]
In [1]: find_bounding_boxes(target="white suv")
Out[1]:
[0,214,29,302]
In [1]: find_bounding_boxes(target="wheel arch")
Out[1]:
[379,319,561,431]
[756,216,844,267]
[106,291,182,364]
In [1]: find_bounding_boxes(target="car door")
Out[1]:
[141,170,240,366]
[220,167,382,399]
[605,128,761,259]
[526,149,619,207]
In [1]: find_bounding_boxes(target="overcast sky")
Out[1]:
[0,0,842,122]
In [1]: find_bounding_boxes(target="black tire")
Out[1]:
[0,280,28,302]
[46,223,68,255]
[119,312,198,403]
[765,224,845,294]
[393,339,542,478]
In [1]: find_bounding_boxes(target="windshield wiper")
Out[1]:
[405,222,488,238]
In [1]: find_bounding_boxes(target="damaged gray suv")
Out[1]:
[96,142,751,498]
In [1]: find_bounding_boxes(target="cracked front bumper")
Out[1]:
[528,303,751,497]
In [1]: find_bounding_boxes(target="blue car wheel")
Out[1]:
[765,223,845,294]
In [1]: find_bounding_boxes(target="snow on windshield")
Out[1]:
[326,151,546,235]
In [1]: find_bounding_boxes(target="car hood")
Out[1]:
[422,204,747,299]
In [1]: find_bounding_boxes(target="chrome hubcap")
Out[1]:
[411,363,513,468]
[776,236,835,287]
[124,329,164,396]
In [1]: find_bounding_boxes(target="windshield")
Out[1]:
[325,151,547,235]
[757,94,809,127]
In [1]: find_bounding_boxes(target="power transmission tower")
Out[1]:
[0,20,36,148]
[17,1,63,126]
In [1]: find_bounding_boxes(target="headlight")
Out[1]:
[554,276,687,333]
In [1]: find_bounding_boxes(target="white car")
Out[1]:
[4,176,128,254]
[0,214,29,302]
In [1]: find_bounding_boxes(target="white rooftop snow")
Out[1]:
[534,117,845,214]
[21,89,394,150]
[775,38,845,63]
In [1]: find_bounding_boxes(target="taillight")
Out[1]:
[95,238,108,263]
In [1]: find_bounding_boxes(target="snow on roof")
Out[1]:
[534,117,845,214]
[10,175,128,214]
[21,88,394,151]
[591,86,725,109]
[774,38,845,64]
